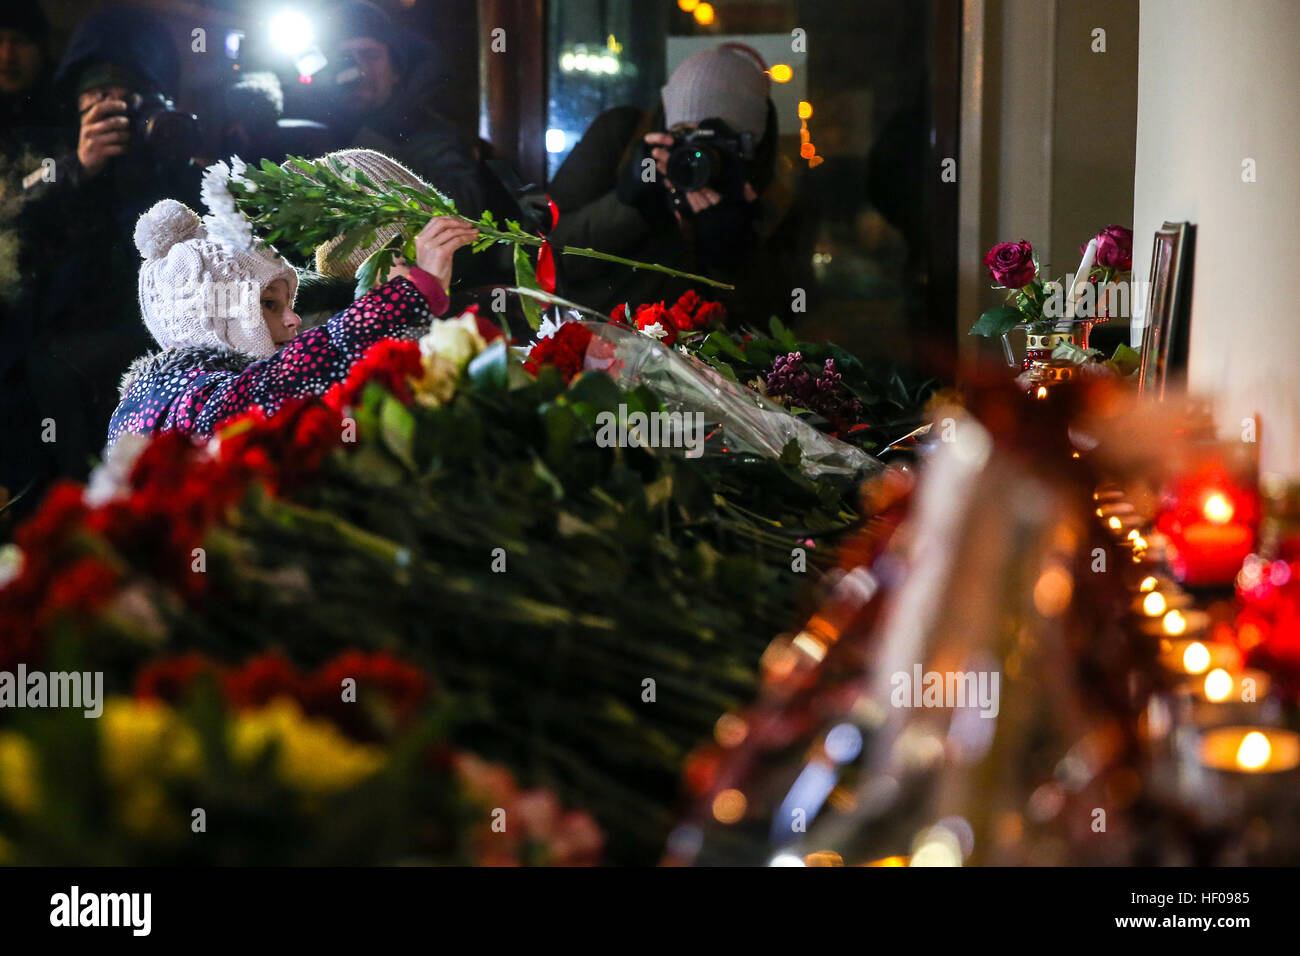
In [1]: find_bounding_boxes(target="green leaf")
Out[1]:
[466,339,508,391]
[969,306,1024,337]
[513,244,543,330]
[1110,342,1140,376]
[702,331,747,361]
[379,396,417,469]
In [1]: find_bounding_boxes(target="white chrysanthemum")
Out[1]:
[0,543,23,589]
[86,432,151,506]
[639,321,669,341]
[200,159,255,253]
[535,311,577,341]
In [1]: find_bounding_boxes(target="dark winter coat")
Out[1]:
[108,274,441,443]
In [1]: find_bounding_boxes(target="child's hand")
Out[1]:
[413,217,478,292]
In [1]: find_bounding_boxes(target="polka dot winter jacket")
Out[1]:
[108,271,449,443]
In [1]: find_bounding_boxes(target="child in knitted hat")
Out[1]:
[108,196,476,441]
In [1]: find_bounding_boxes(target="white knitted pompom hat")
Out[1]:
[135,199,299,359]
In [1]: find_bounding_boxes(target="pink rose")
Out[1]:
[1092,225,1133,272]
[983,240,1037,288]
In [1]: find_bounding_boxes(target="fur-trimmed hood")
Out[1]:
[118,344,255,397]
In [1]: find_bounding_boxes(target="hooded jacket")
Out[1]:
[108,271,447,442]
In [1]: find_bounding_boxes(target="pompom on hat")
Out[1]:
[308,149,435,280]
[135,199,299,359]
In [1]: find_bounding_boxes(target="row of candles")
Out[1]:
[1095,482,1300,778]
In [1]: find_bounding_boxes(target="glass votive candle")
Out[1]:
[1199,726,1300,773]
[1156,636,1241,675]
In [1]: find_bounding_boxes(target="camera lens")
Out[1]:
[666,144,720,192]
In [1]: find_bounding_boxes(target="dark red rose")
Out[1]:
[693,300,727,329]
[983,240,1037,288]
[1093,225,1133,272]
[610,303,630,325]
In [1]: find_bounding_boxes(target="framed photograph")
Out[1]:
[1138,221,1197,398]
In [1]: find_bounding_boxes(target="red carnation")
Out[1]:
[632,303,679,346]
[326,337,424,410]
[223,652,302,709]
[610,303,630,325]
[135,653,218,704]
[524,322,594,382]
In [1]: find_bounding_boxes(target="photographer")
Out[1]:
[18,4,202,486]
[317,0,484,219]
[548,45,795,320]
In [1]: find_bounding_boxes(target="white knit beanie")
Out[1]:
[308,149,436,281]
[661,46,771,137]
[134,199,299,359]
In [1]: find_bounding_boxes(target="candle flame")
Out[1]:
[1139,576,1158,592]
[1164,609,1188,636]
[1035,386,1048,400]
[1181,639,1209,672]
[1142,591,1167,616]
[1236,731,1272,770]
[1203,493,1234,525]
[1204,668,1234,702]
[1108,516,1122,530]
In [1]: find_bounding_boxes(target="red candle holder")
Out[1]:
[1157,462,1259,588]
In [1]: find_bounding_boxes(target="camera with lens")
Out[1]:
[126,91,201,164]
[662,118,755,213]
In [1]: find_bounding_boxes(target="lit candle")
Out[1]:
[1159,470,1259,587]
[1156,636,1240,674]
[1066,239,1098,319]
[1199,726,1300,773]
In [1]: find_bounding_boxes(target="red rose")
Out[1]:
[466,304,506,344]
[610,303,630,325]
[983,240,1037,288]
[135,653,217,703]
[1093,225,1133,272]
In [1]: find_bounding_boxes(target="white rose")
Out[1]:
[419,313,487,371]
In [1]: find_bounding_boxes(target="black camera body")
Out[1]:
[126,91,201,164]
[662,119,754,211]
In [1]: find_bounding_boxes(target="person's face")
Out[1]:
[338,37,399,110]
[0,29,42,95]
[261,279,301,345]
[77,84,130,114]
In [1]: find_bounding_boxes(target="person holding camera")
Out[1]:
[16,4,203,489]
[548,45,796,320]
[317,1,484,220]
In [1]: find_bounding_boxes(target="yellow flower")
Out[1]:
[230,700,384,793]
[0,732,38,814]
[412,353,460,408]
[99,698,201,784]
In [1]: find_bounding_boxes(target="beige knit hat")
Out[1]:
[309,149,436,280]
[134,199,299,359]
[661,46,771,137]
